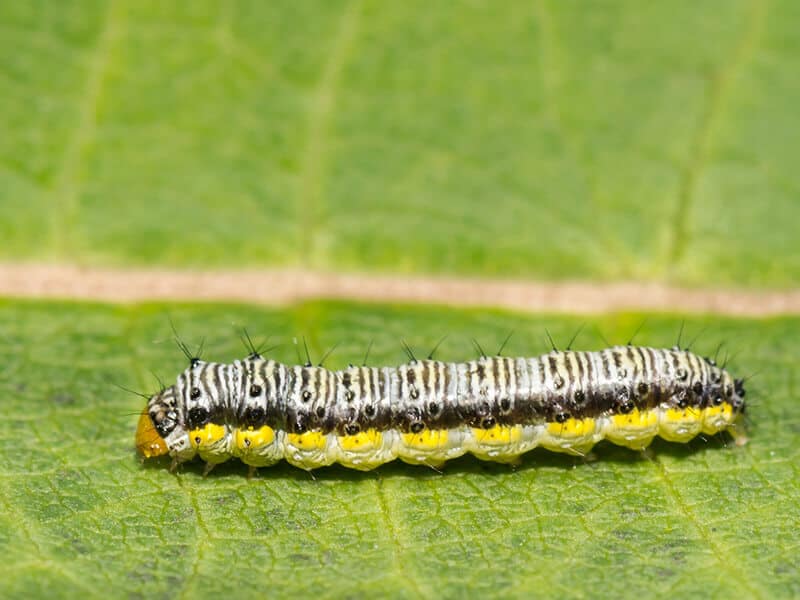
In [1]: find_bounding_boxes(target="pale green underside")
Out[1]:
[1,0,799,286]
[1,301,798,599]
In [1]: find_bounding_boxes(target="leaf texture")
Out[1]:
[0,1,798,285]
[0,301,797,598]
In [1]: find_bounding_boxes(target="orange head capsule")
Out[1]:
[135,407,169,458]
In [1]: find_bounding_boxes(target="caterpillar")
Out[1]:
[135,344,747,472]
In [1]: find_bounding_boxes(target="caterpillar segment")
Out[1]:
[135,346,747,471]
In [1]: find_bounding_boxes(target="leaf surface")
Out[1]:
[0,1,798,285]
[0,301,797,598]
[1,1,798,597]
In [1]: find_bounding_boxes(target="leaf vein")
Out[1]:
[296,0,363,263]
[668,0,768,267]
[49,0,123,258]
[652,456,765,598]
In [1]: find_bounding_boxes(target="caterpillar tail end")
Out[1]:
[731,419,750,447]
[136,407,169,458]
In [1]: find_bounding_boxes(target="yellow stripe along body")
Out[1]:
[141,346,747,471]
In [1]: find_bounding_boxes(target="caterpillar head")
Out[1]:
[136,386,182,458]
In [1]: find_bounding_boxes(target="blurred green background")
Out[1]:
[1,0,798,285]
[1,1,799,599]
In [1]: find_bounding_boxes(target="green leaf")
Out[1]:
[1,2,797,598]
[1,300,797,598]
[1,0,799,285]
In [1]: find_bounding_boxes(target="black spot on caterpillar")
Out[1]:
[135,345,747,472]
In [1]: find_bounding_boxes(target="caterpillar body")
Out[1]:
[135,345,747,471]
